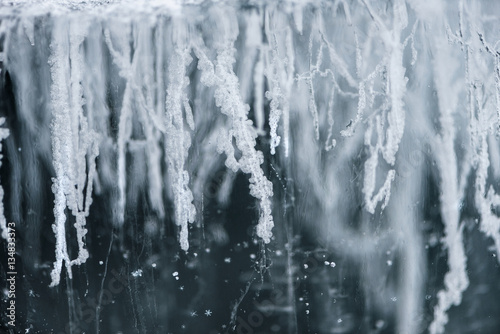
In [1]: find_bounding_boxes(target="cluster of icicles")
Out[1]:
[1,0,500,333]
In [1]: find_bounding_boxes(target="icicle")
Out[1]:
[306,27,321,141]
[292,4,303,34]
[253,53,265,134]
[49,22,75,286]
[194,13,274,243]
[104,25,134,226]
[49,18,99,286]
[264,27,283,154]
[68,20,98,267]
[352,0,407,166]
[134,21,166,219]
[263,9,293,157]
[22,18,34,46]
[430,128,469,334]
[428,13,470,331]
[164,45,196,251]
[324,89,336,151]
[381,0,408,166]
[245,11,265,135]
[429,223,468,334]
[3,2,500,331]
[267,87,282,155]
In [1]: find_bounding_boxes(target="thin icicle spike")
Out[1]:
[165,46,196,251]
[49,25,73,286]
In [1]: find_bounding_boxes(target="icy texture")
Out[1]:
[164,45,196,251]
[194,12,274,242]
[1,0,500,333]
[48,18,99,286]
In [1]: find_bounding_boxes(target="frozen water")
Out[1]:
[0,0,500,333]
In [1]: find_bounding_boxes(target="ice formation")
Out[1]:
[1,0,500,333]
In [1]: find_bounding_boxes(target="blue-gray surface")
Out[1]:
[0,1,500,333]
